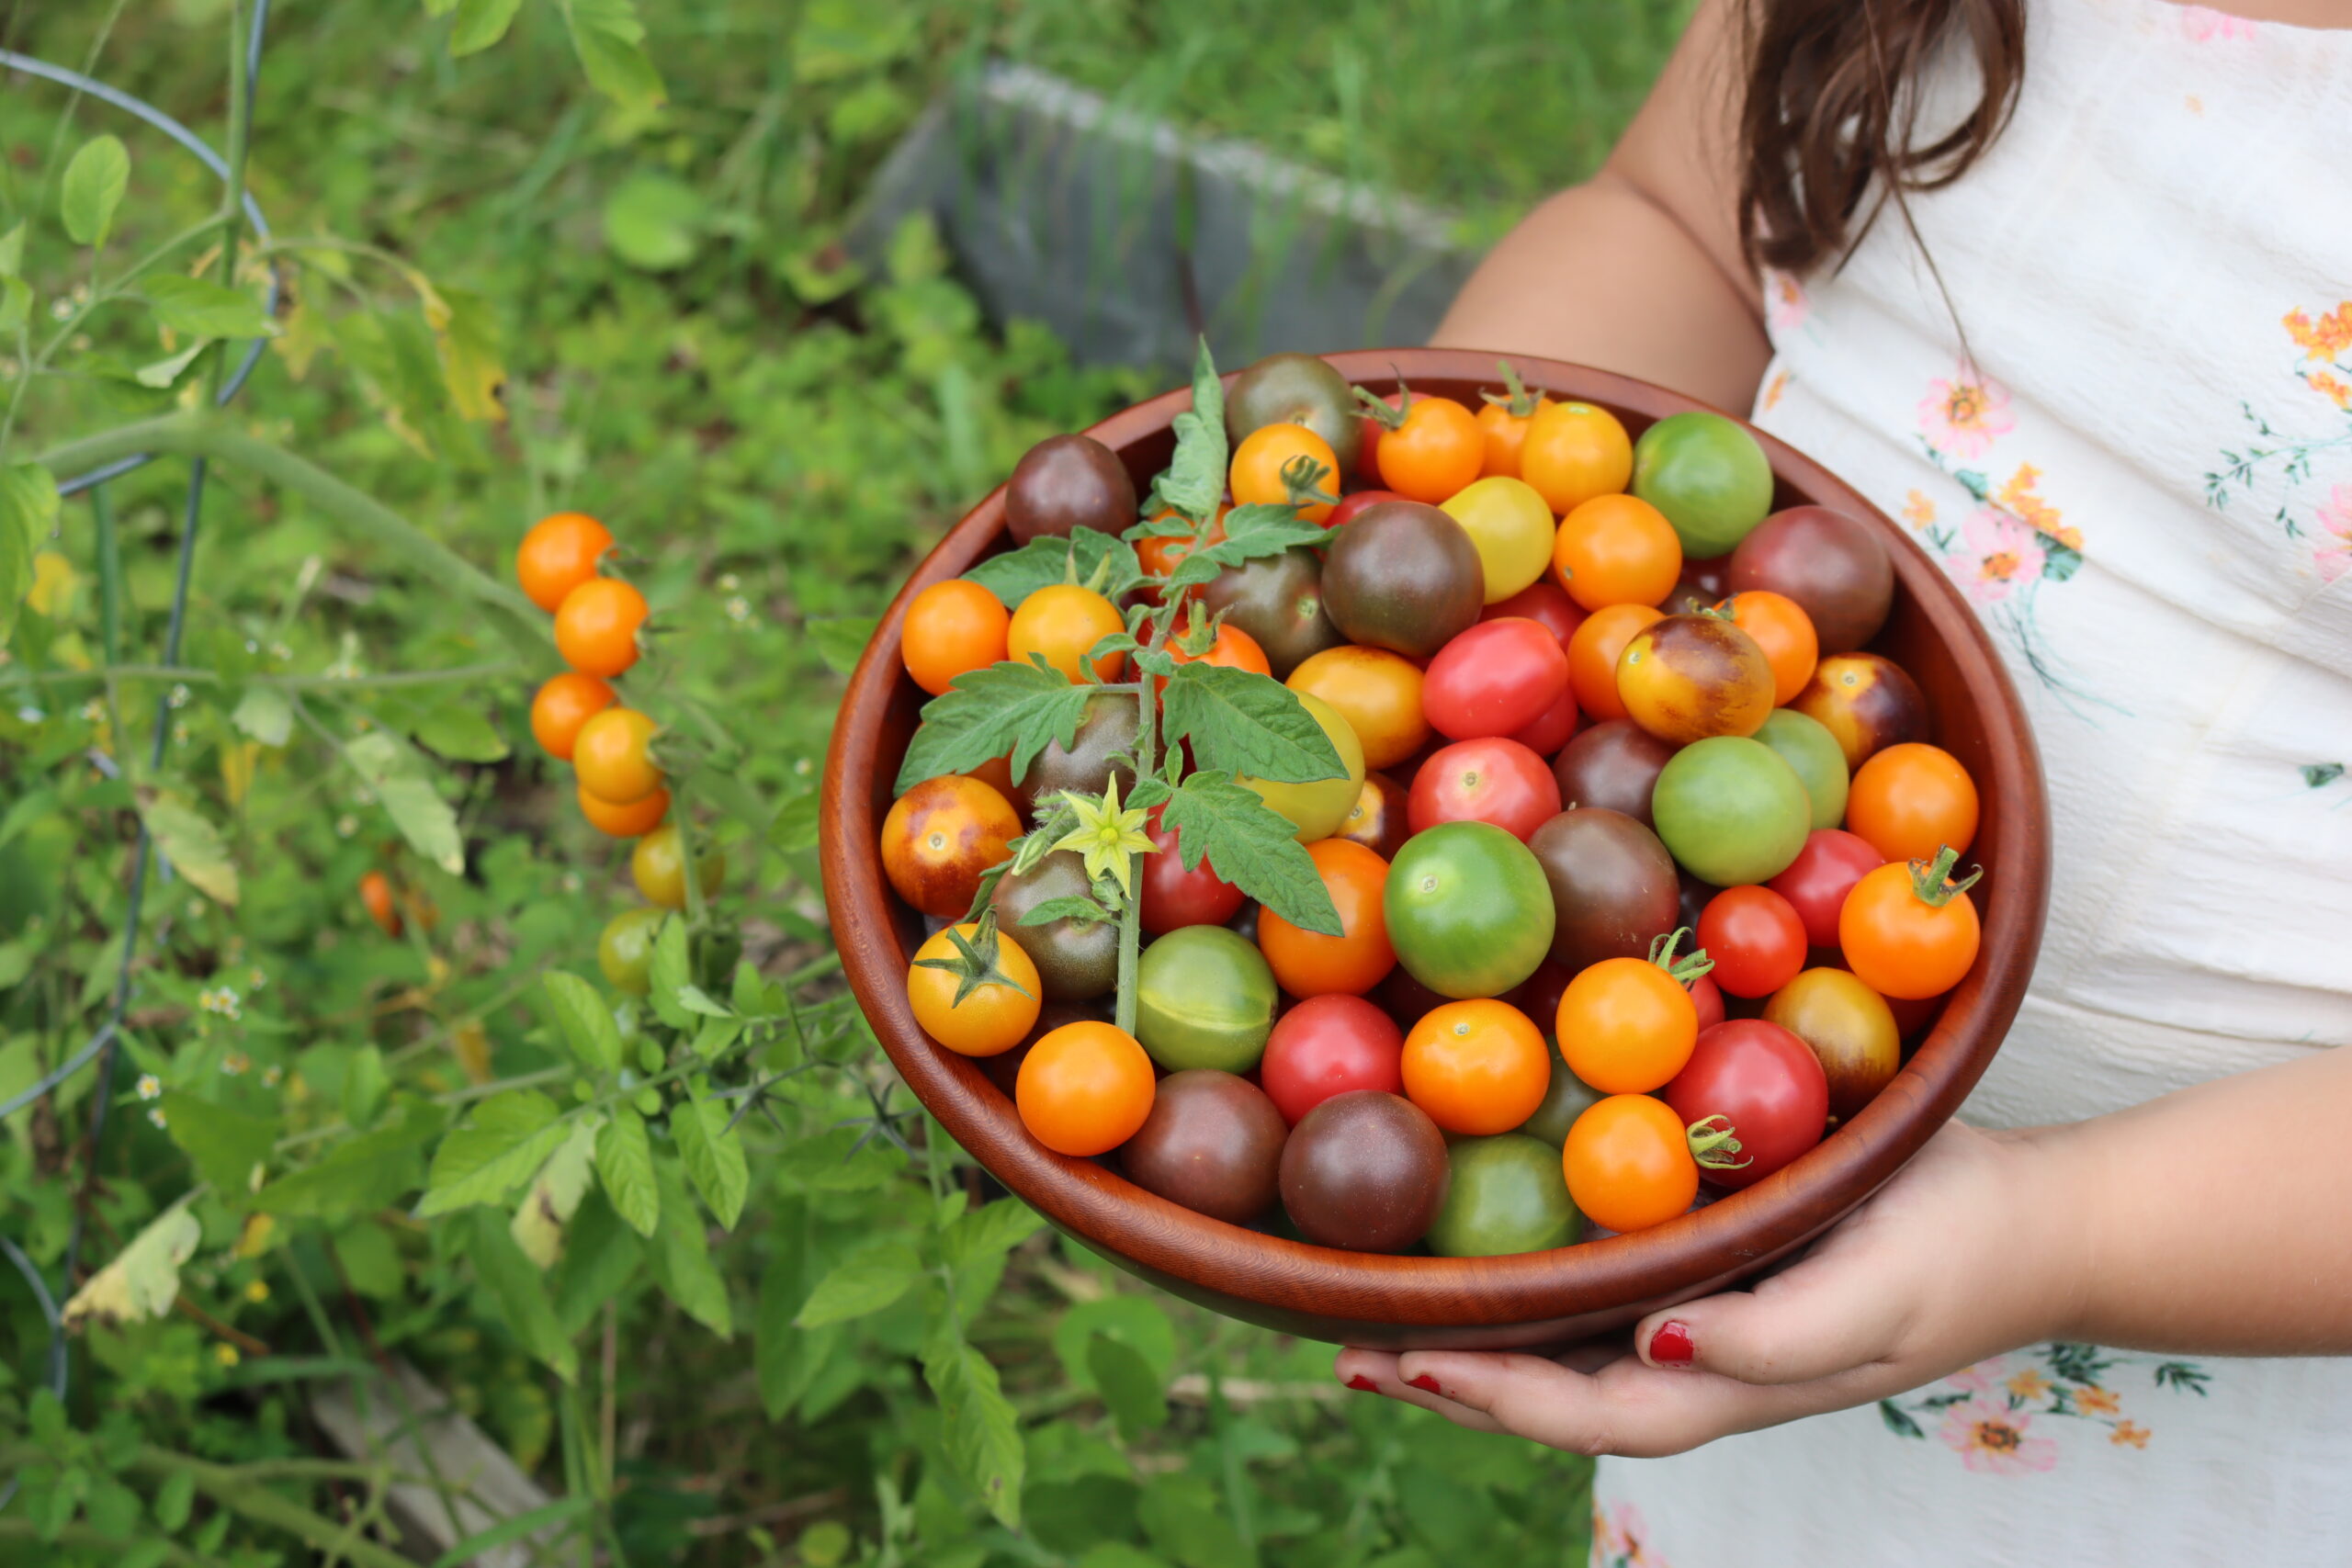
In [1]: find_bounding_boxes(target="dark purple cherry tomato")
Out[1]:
[1421,618,1571,741]
[1375,964,1453,1032]
[1766,829,1886,948]
[1550,719,1675,828]
[1121,1069,1288,1223]
[1526,807,1680,971]
[1278,1090,1451,1251]
[1260,994,1407,1125]
[1661,1020,1829,1190]
[1139,805,1247,935]
[1696,886,1808,998]
[1407,737,1561,842]
[1727,507,1893,654]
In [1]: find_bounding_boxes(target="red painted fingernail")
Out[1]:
[1345,1373,1379,1392]
[1407,1373,1442,1394]
[1650,1320,1695,1368]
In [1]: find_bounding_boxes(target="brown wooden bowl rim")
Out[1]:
[820,348,2050,1329]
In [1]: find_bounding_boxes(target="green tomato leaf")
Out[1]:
[1158,771,1341,936]
[807,615,877,676]
[413,703,509,762]
[923,1337,1024,1530]
[0,221,24,276]
[60,134,130,248]
[61,1196,198,1330]
[422,282,506,423]
[135,790,240,906]
[466,1209,578,1382]
[671,1093,749,1231]
[1159,663,1344,784]
[1157,337,1226,527]
[448,0,526,57]
[559,0,667,112]
[0,275,28,336]
[157,1093,278,1197]
[1159,503,1329,592]
[230,686,294,747]
[940,1198,1046,1270]
[417,1090,568,1216]
[594,1104,662,1237]
[542,970,623,1076]
[645,1157,732,1336]
[141,274,277,340]
[345,730,465,874]
[253,1104,447,1217]
[648,916,694,1032]
[770,791,820,852]
[0,463,61,651]
[795,1239,921,1327]
[1088,1336,1169,1441]
[894,659,1096,795]
[133,339,211,389]
[603,172,703,270]
[962,532,1145,612]
[509,1118,600,1269]
[1014,895,1117,929]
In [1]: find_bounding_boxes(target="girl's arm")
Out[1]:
[1335,1043,2352,1455]
[1430,0,1770,412]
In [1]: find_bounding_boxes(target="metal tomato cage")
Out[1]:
[0,0,277,1506]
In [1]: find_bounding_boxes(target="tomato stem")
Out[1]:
[1478,358,1542,419]
[1647,926,1717,987]
[1279,454,1338,513]
[1686,1114,1751,1171]
[1350,374,1412,433]
[1908,844,1983,908]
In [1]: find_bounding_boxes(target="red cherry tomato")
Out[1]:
[1695,885,1808,999]
[1660,1020,1829,1190]
[1259,994,1406,1124]
[1327,489,1402,529]
[1690,971,1726,1033]
[1355,393,1402,482]
[1406,737,1562,842]
[1481,580,1588,649]
[1420,618,1571,741]
[1138,806,1247,935]
[1507,682,1580,755]
[1767,829,1886,949]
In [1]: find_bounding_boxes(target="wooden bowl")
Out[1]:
[820,350,2049,1350]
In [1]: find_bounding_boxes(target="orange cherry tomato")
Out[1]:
[903,580,1011,696]
[1476,390,1551,479]
[571,707,662,806]
[1718,590,1819,706]
[1007,583,1126,683]
[578,780,668,838]
[908,922,1042,1057]
[1562,1094,1698,1233]
[1230,423,1340,523]
[1565,602,1663,723]
[1519,401,1634,516]
[630,822,726,910]
[1839,850,1983,1000]
[1136,504,1230,595]
[1374,393,1485,504]
[1258,839,1396,998]
[1016,1021,1156,1156]
[881,774,1022,919]
[515,512,614,613]
[1556,952,1702,1093]
[1552,493,1683,611]
[529,671,616,761]
[358,870,402,938]
[1401,998,1550,1134]
[1160,618,1272,696]
[553,577,649,678]
[1846,742,1979,863]
[1285,645,1428,771]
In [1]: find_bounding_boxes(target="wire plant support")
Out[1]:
[0,0,277,1506]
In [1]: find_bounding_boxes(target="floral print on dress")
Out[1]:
[1917,369,2016,460]
[1591,1499,1668,1567]
[2178,5,2259,41]
[1764,270,1811,334]
[2204,303,2352,583]
[1879,1345,2211,1471]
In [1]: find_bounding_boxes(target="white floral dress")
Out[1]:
[1592,2,2352,1562]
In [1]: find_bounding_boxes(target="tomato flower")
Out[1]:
[1049,775,1156,897]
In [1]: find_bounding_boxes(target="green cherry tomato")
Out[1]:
[1651,735,1814,886]
[1385,821,1556,998]
[597,907,668,996]
[1515,1034,1607,1146]
[1754,708,1852,830]
[1630,412,1775,558]
[1238,689,1366,843]
[1135,925,1280,1072]
[1426,1133,1585,1257]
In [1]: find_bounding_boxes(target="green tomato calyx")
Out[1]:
[1479,357,1543,419]
[1908,845,1984,908]
[1648,926,1717,988]
[1687,1113,1751,1171]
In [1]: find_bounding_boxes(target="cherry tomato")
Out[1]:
[1332,772,1411,861]
[881,774,1023,919]
[1555,949,1702,1093]
[1441,476,1555,602]
[530,671,615,761]
[1767,829,1885,947]
[1008,583,1126,682]
[1562,1094,1697,1234]
[1372,392,1484,504]
[1136,504,1229,590]
[1326,489,1401,530]
[1476,387,1551,479]
[1138,805,1247,935]
[598,907,666,995]
[1401,998,1551,1134]
[1519,400,1634,516]
[1258,839,1396,998]
[1616,613,1776,745]
[1355,392,1402,482]
[1420,618,1571,741]
[631,822,725,910]
[1791,652,1928,771]
[1016,1021,1156,1156]
[1565,603,1663,723]
[1690,971,1726,1033]
[963,752,1028,814]
[1552,493,1682,611]
[1286,645,1427,770]
[1695,885,1807,998]
[1160,617,1271,696]
[1260,994,1406,1124]
[1661,1020,1829,1190]
[1231,423,1340,523]
[1838,851,1983,999]
[1482,580,1587,649]
[572,707,662,806]
[358,870,401,938]
[1764,966,1901,1122]
[515,512,614,613]
[1508,681,1581,755]
[903,579,1010,696]
[909,922,1043,1057]
[1718,589,1819,706]
[1847,742,1980,864]
[554,577,649,678]
[578,780,668,838]
[1406,736,1562,842]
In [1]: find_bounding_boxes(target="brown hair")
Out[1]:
[1737,0,2028,276]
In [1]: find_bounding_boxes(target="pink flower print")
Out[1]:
[1765,271,1810,333]
[1592,1499,1660,1563]
[2314,483,2352,582]
[1939,1397,2060,1475]
[1946,508,2047,603]
[1943,1357,2007,1395]
[1917,371,2015,460]
[2180,6,2258,40]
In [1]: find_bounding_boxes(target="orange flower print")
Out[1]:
[1592,1499,1666,1566]
[1765,270,1809,333]
[2311,371,2352,411]
[2285,303,2352,360]
[1902,490,1939,530]
[1993,465,2081,549]
[2075,1385,2122,1416]
[1939,1397,2060,1475]
[1917,369,2015,460]
[1761,368,1791,413]
[2111,1420,2153,1450]
[2006,1369,2054,1402]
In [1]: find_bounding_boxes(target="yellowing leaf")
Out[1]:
[27,552,73,617]
[62,1198,199,1330]
[425,284,505,423]
[511,1118,602,1269]
[136,790,241,906]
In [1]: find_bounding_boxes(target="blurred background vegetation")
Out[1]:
[0,2,1686,1563]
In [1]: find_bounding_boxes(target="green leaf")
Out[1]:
[422,282,505,423]
[542,970,623,1077]
[413,703,509,762]
[771,791,820,852]
[342,1044,390,1130]
[550,1190,643,1334]
[924,1337,1024,1530]
[1160,664,1344,784]
[808,615,877,676]
[645,1157,732,1336]
[467,1209,578,1382]
[1158,338,1226,526]
[594,1104,661,1236]
[447,0,526,58]
[603,172,703,270]
[510,1118,600,1269]
[0,221,23,275]
[1088,1337,1168,1441]
[60,134,130,248]
[796,1240,921,1327]
[1878,1399,1926,1438]
[136,791,240,906]
[141,274,277,340]
[345,730,465,874]
[940,1198,1046,1270]
[0,463,61,649]
[894,660,1095,795]
[1160,504,1329,592]
[0,275,28,335]
[1158,771,1340,935]
[428,1496,594,1568]
[230,686,294,747]
[963,532,1145,612]
[1015,895,1117,929]
[133,338,211,389]
[560,0,667,112]
[417,1090,567,1216]
[254,1104,446,1217]
[671,1094,749,1230]
[159,1093,278,1195]
[153,1469,196,1531]
[62,1196,198,1329]
[648,916,694,1032]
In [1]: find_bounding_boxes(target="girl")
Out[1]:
[1335,1,2352,1562]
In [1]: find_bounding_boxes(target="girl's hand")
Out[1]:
[1334,1122,2084,1456]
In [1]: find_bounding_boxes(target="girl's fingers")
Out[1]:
[1331,1349,1508,1432]
[1388,1348,1847,1457]
[1629,1239,1912,1386]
